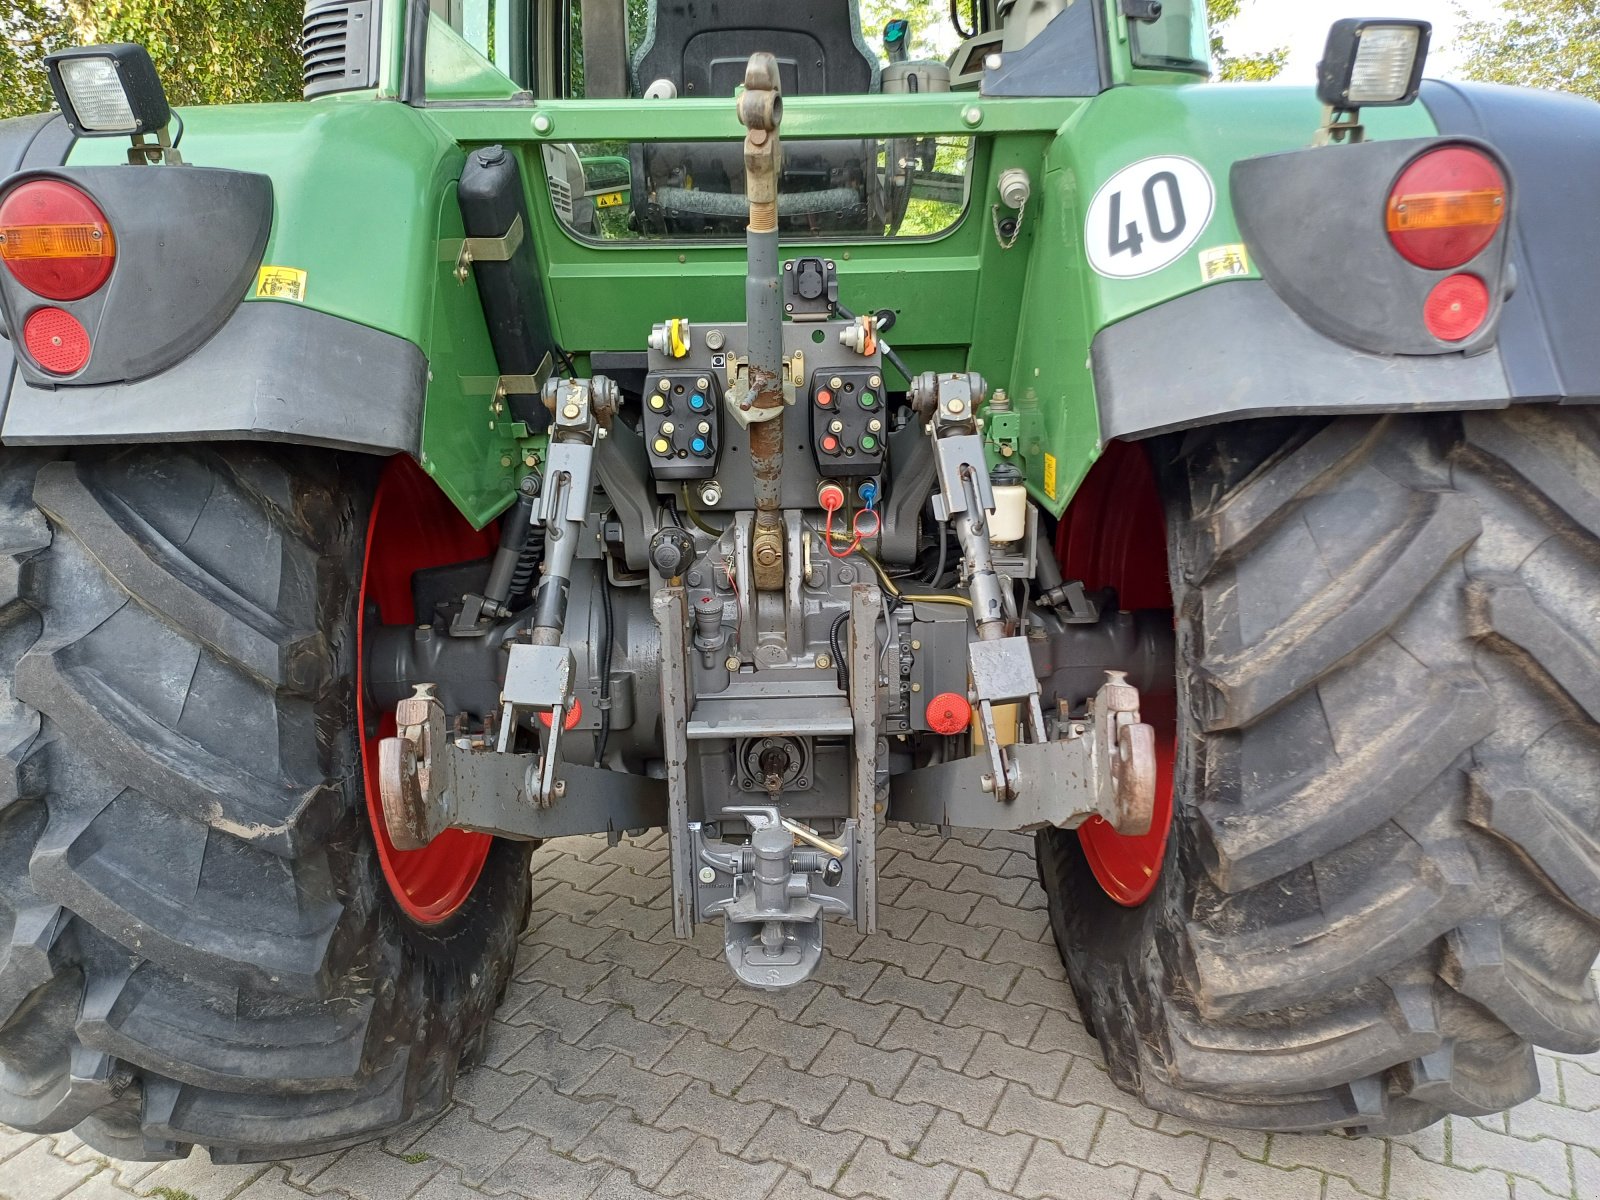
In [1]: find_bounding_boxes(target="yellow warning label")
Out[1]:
[255,265,307,302]
[595,190,626,209]
[1199,243,1250,283]
[1043,453,1058,501]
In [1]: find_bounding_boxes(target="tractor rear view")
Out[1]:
[0,0,1598,1163]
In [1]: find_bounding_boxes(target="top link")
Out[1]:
[737,53,783,132]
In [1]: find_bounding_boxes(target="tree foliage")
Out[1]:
[1207,0,1285,82]
[1,0,75,119]
[78,0,302,107]
[1457,0,1600,102]
[1,0,301,119]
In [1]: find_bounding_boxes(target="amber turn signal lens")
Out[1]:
[0,179,116,301]
[1387,147,1506,270]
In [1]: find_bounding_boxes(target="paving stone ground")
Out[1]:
[6,825,1600,1200]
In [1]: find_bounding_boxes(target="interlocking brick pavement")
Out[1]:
[5,825,1600,1200]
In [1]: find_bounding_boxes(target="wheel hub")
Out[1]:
[357,456,496,924]
[1056,441,1177,907]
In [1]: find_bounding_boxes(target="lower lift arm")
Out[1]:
[888,371,1158,834]
[376,374,669,847]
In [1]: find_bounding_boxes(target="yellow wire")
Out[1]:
[816,528,974,608]
[680,484,723,536]
[901,592,973,609]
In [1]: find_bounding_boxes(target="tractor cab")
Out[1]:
[414,0,1211,236]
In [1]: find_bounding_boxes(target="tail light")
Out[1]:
[1387,147,1506,270]
[22,307,92,375]
[1423,273,1489,342]
[0,179,116,301]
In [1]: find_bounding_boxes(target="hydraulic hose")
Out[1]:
[829,611,850,692]
[594,566,614,766]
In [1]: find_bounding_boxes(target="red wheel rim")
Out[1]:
[1056,441,1177,907]
[357,456,496,924]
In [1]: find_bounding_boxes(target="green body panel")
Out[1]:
[48,3,1439,527]
[68,102,457,343]
[1008,85,1438,512]
[65,102,520,524]
[421,182,532,524]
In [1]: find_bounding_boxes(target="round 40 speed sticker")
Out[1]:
[1085,155,1215,279]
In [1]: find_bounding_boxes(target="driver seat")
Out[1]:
[628,0,885,234]
[632,0,882,99]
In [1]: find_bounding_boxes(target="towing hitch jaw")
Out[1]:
[691,806,857,989]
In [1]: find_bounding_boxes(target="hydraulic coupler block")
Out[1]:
[810,368,887,478]
[644,371,723,480]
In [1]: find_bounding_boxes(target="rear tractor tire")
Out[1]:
[0,445,530,1161]
[1041,409,1600,1134]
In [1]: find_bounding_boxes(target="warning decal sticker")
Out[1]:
[1199,243,1251,283]
[255,265,308,302]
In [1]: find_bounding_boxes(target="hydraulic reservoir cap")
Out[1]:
[926,692,972,735]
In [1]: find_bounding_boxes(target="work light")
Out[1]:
[1316,19,1431,108]
[44,44,171,138]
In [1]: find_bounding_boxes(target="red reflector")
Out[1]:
[1387,147,1506,270]
[1424,274,1490,343]
[23,307,90,374]
[0,180,116,301]
[537,699,582,731]
[926,692,971,736]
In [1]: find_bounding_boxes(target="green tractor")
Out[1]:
[0,0,1595,1161]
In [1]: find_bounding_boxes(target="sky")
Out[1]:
[1223,0,1506,81]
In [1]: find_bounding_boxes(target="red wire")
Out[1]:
[826,507,861,558]
[721,555,744,644]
